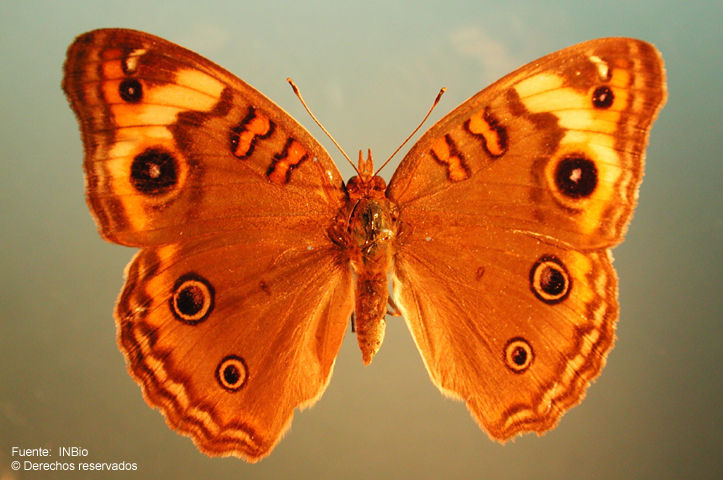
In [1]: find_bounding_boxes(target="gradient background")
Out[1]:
[1,1,720,479]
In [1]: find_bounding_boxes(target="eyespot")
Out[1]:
[169,273,214,324]
[130,148,178,195]
[530,255,571,304]
[119,78,143,102]
[554,156,598,199]
[216,355,248,392]
[592,85,614,108]
[503,337,533,373]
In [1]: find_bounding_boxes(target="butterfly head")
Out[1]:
[346,149,387,200]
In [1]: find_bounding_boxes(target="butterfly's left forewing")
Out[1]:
[388,38,666,440]
[63,29,346,247]
[63,29,354,461]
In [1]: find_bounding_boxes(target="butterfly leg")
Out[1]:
[386,296,401,317]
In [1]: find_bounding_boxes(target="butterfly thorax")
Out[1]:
[329,155,399,365]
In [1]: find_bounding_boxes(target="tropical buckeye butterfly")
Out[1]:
[62,29,666,461]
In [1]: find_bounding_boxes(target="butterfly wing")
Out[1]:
[117,233,352,459]
[63,28,346,246]
[63,29,353,460]
[388,38,666,440]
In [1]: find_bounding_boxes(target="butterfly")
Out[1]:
[62,29,666,461]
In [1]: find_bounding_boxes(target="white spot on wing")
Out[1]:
[124,48,147,73]
[589,55,610,81]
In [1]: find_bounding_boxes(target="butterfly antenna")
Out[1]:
[287,78,358,173]
[374,87,446,176]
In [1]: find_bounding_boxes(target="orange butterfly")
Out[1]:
[63,29,666,461]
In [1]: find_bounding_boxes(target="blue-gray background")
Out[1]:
[1,1,720,479]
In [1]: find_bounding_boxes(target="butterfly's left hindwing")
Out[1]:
[117,232,352,460]
[389,38,666,440]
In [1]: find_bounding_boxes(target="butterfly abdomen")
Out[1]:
[354,270,389,365]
